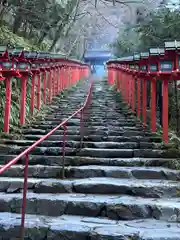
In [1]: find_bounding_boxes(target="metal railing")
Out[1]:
[0,81,93,240]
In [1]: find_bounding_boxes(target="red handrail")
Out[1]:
[0,81,93,240]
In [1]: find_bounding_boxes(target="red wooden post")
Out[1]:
[125,72,129,104]
[20,75,27,125]
[53,69,56,96]
[131,75,135,112]
[137,78,141,118]
[51,69,54,97]
[57,67,60,93]
[61,67,64,91]
[72,67,75,84]
[49,70,52,103]
[142,79,147,125]
[37,73,41,110]
[63,67,66,89]
[55,68,58,95]
[162,79,169,143]
[128,74,131,105]
[118,69,121,91]
[4,77,12,133]
[77,67,79,81]
[56,67,59,95]
[30,74,35,115]
[43,71,47,104]
[68,67,71,87]
[151,78,156,132]
[122,72,124,100]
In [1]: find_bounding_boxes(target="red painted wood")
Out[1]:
[43,71,47,104]
[137,78,141,118]
[131,76,135,112]
[142,79,147,125]
[162,79,169,143]
[20,75,27,125]
[37,74,41,110]
[48,71,52,104]
[4,77,12,133]
[30,74,35,115]
[151,78,156,132]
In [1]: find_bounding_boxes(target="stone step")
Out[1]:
[0,177,179,198]
[78,148,167,158]
[0,146,167,158]
[0,165,179,180]
[0,213,179,240]
[22,134,162,143]
[1,193,180,221]
[24,125,147,132]
[22,128,151,137]
[0,155,173,167]
[35,120,143,127]
[45,116,136,121]
[0,140,159,149]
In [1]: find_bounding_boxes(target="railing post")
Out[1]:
[20,153,29,240]
[151,78,157,132]
[80,110,84,149]
[20,75,27,125]
[62,124,67,179]
[162,78,169,143]
[4,77,12,133]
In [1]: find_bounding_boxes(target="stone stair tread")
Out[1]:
[0,140,158,150]
[0,212,180,239]
[2,191,180,206]
[0,164,179,180]
[0,155,175,166]
[0,177,179,197]
[22,128,151,136]
[22,134,162,143]
[1,192,180,220]
[0,146,167,158]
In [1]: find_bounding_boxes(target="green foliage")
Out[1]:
[0,25,48,50]
[111,25,141,57]
[112,7,180,57]
[137,8,180,51]
[2,0,80,51]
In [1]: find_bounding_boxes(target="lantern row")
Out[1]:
[107,40,180,75]
[0,46,89,133]
[0,46,88,78]
[106,40,180,143]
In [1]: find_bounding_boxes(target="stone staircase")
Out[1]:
[0,78,180,239]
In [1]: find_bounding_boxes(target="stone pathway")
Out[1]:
[0,77,180,239]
